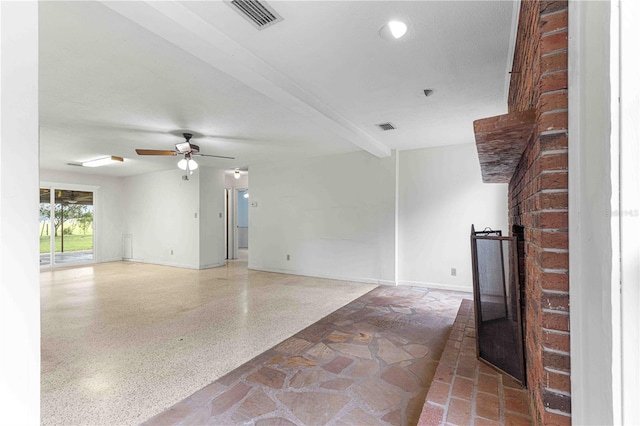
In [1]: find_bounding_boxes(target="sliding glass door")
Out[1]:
[39,188,53,266]
[40,187,94,267]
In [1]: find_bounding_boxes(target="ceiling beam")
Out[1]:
[101,1,391,158]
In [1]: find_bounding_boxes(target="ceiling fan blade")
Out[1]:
[135,149,177,156]
[194,153,236,160]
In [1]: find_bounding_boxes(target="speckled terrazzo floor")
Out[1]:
[144,285,467,425]
[40,257,377,425]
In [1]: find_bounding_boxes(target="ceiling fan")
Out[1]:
[135,133,235,172]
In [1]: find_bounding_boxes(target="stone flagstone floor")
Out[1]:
[144,286,466,425]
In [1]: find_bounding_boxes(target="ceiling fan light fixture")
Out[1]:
[136,132,235,169]
[81,156,123,168]
[178,158,198,171]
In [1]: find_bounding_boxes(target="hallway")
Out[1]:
[40,259,376,425]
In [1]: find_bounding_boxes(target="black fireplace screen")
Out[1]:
[470,225,526,385]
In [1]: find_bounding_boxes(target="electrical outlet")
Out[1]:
[451,267,456,276]
[286,254,290,261]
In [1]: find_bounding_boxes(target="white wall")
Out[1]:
[122,167,227,270]
[123,168,201,268]
[199,167,226,268]
[398,144,508,292]
[0,2,40,422]
[249,151,397,284]
[40,170,125,263]
[568,1,618,423]
[619,1,640,422]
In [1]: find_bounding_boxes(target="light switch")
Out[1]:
[251,202,258,207]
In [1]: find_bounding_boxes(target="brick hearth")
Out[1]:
[418,299,532,426]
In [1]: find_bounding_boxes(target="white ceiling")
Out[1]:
[39,1,517,177]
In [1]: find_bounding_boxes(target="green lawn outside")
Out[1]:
[40,235,94,253]
[39,221,93,253]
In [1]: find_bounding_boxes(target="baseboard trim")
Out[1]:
[398,280,472,293]
[249,266,395,286]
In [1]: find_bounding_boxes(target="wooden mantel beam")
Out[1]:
[473,109,536,183]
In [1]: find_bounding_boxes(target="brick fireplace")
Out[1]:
[474,1,571,423]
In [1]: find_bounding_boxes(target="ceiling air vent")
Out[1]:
[377,122,396,131]
[228,0,283,30]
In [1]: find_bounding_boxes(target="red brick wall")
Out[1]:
[508,1,570,424]
[508,0,540,112]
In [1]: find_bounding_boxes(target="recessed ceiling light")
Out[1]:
[379,20,408,40]
[389,21,407,39]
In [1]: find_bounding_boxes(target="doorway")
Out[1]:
[225,187,249,260]
[237,189,249,256]
[224,168,249,261]
[40,187,95,267]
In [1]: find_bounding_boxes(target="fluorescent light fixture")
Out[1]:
[234,170,241,179]
[81,156,124,168]
[379,20,408,40]
[177,158,198,171]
